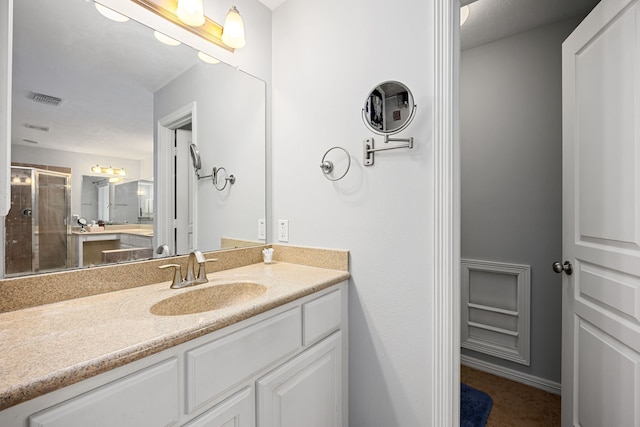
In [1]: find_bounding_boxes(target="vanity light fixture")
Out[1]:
[176,0,205,27]
[154,31,182,46]
[91,165,126,176]
[129,0,244,52]
[95,3,130,22]
[221,6,246,49]
[460,5,470,26]
[197,51,220,64]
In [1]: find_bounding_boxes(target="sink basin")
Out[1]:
[150,282,267,316]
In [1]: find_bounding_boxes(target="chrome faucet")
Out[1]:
[159,250,218,289]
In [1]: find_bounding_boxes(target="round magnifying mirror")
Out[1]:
[362,81,416,135]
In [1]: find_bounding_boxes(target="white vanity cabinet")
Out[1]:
[1,282,347,427]
[256,331,343,427]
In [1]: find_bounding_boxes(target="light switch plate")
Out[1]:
[258,219,266,240]
[278,219,289,242]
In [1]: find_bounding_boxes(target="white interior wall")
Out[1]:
[460,18,581,383]
[272,0,434,425]
[154,63,266,251]
[11,144,142,218]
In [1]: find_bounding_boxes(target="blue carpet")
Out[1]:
[460,383,493,427]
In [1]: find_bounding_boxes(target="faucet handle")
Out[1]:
[159,264,183,289]
[196,258,218,283]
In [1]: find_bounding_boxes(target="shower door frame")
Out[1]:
[6,166,71,276]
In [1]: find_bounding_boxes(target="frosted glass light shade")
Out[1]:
[176,0,205,27]
[221,6,246,49]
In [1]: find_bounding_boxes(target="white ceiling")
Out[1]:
[461,0,601,50]
[256,0,287,10]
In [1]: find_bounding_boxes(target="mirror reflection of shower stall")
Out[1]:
[5,167,71,276]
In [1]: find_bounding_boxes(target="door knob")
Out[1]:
[552,261,573,275]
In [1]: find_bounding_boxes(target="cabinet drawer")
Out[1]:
[186,308,302,413]
[28,358,179,427]
[303,289,342,346]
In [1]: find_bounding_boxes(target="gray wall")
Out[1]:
[460,18,581,383]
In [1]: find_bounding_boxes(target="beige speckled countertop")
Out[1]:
[0,246,349,411]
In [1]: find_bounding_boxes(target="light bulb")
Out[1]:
[176,0,205,27]
[221,6,246,49]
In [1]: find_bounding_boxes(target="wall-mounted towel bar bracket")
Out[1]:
[363,136,414,166]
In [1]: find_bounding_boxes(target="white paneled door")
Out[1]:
[562,0,640,425]
[175,129,195,254]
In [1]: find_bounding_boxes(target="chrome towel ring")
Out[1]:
[320,147,351,181]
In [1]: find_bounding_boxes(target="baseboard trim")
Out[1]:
[461,355,561,395]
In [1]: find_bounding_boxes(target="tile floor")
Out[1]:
[461,365,561,426]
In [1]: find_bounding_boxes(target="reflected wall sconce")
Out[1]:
[91,165,126,176]
[460,5,470,26]
[95,3,130,22]
[127,0,246,52]
[154,31,182,46]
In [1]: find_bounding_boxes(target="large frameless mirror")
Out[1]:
[5,0,266,277]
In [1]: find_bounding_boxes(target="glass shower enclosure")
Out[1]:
[5,167,71,276]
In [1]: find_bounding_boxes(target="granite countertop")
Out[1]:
[0,261,349,411]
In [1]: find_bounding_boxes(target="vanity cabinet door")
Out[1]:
[256,332,342,427]
[184,387,253,427]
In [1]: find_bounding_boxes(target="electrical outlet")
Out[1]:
[278,219,289,242]
[258,219,266,240]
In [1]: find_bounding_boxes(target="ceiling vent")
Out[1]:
[22,139,39,144]
[27,91,63,106]
[24,123,50,132]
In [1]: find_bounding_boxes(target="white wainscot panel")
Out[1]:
[461,259,530,365]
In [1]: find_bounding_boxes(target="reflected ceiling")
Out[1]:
[12,0,201,159]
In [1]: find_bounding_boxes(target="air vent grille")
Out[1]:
[27,91,63,106]
[24,123,50,132]
[22,139,39,144]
